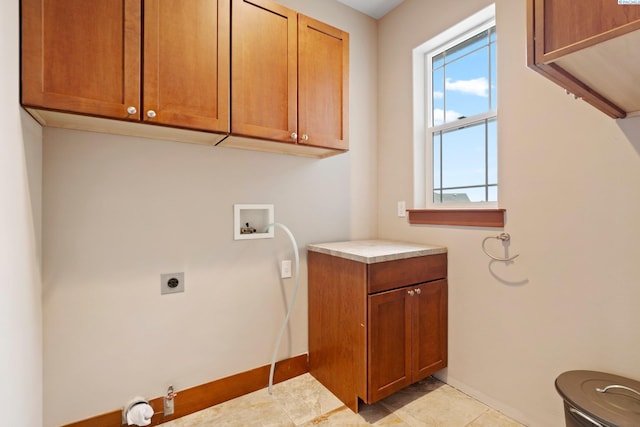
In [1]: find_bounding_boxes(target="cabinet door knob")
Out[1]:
[147,110,157,119]
[301,134,309,142]
[415,288,421,295]
[408,290,415,296]
[291,132,298,141]
[127,106,137,115]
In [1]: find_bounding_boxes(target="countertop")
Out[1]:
[307,240,447,264]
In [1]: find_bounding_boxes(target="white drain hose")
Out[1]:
[266,223,300,395]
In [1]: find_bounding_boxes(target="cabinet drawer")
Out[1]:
[367,254,447,294]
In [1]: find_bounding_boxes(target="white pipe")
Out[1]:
[265,223,300,395]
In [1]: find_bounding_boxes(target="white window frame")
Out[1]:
[412,4,497,209]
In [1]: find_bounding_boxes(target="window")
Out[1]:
[413,5,497,208]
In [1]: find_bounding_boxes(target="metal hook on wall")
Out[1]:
[482,232,520,262]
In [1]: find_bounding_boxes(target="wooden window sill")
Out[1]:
[407,209,505,227]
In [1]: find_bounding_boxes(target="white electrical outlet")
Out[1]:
[281,260,292,279]
[397,201,407,217]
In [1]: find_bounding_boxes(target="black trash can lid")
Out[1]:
[556,370,640,427]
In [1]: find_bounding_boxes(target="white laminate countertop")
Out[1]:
[307,240,447,264]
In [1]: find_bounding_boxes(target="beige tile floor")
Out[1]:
[160,374,525,426]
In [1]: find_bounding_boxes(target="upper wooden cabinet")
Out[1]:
[527,0,640,118]
[21,0,229,139]
[143,0,229,132]
[224,0,349,156]
[21,0,142,120]
[21,0,348,157]
[229,0,297,143]
[298,15,349,151]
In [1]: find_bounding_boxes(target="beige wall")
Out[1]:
[378,1,640,425]
[1,0,43,424]
[41,1,377,426]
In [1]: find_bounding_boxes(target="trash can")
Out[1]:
[555,370,640,426]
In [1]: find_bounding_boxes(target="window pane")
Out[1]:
[441,122,486,188]
[433,52,445,69]
[444,187,483,203]
[488,185,497,202]
[426,21,497,206]
[444,46,491,121]
[437,186,496,203]
[490,41,497,110]
[445,30,488,63]
[432,67,445,126]
[435,189,473,204]
[433,132,441,188]
[487,118,497,185]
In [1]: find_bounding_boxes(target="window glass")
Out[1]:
[441,122,486,188]
[487,118,498,185]
[432,67,445,125]
[433,133,441,188]
[442,46,491,121]
[428,20,497,206]
[490,31,497,110]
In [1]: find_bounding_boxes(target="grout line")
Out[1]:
[465,408,491,426]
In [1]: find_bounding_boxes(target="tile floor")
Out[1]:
[160,374,526,426]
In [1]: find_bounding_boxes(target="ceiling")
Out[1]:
[336,0,405,19]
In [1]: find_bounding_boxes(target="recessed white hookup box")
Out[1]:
[233,204,274,240]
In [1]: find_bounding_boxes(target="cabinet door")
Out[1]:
[526,0,640,118]
[368,288,412,403]
[144,0,229,132]
[231,0,297,143]
[532,0,640,62]
[298,15,349,151]
[412,280,448,381]
[21,0,141,119]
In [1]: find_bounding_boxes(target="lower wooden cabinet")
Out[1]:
[368,279,447,403]
[308,246,448,412]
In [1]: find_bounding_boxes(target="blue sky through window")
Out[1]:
[430,26,497,203]
[432,27,496,126]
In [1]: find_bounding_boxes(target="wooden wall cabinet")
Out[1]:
[308,244,447,412]
[527,0,640,118]
[21,0,348,157]
[221,0,349,158]
[22,0,230,143]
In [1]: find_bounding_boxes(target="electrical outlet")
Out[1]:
[161,272,184,295]
[281,260,292,279]
[397,201,407,217]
